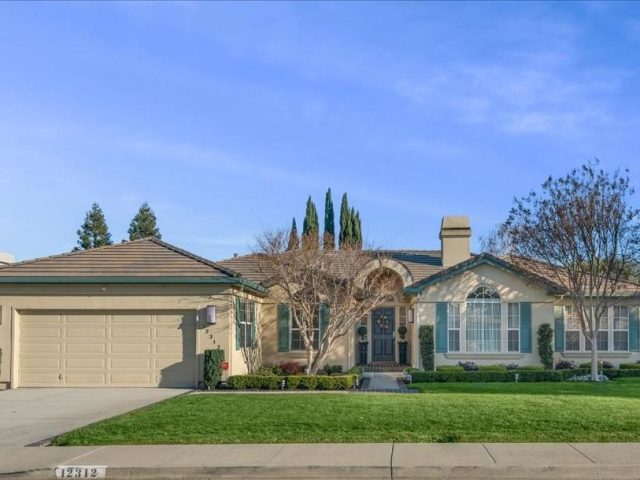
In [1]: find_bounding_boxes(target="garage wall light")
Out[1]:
[206,305,216,325]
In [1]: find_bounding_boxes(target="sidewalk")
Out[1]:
[2,443,640,479]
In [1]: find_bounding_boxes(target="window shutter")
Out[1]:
[630,306,639,352]
[520,302,532,353]
[278,303,290,352]
[554,306,564,352]
[250,302,256,348]
[436,302,448,353]
[320,304,329,345]
[235,297,242,350]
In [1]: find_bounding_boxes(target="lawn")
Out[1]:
[53,378,640,445]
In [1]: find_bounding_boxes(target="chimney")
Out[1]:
[0,252,15,266]
[440,216,471,267]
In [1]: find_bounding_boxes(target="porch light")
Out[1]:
[206,305,216,325]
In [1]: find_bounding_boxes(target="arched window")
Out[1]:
[466,285,501,352]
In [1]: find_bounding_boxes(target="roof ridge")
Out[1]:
[0,238,153,270]
[147,238,241,278]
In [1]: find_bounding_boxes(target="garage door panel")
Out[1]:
[19,310,197,387]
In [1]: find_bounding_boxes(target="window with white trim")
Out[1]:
[448,303,461,352]
[564,306,581,351]
[613,306,630,351]
[291,310,319,351]
[465,286,501,353]
[237,299,256,349]
[507,303,520,352]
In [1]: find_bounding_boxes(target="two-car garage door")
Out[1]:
[18,311,197,387]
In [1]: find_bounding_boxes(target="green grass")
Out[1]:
[53,378,640,445]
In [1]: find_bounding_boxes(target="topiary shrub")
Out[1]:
[555,360,578,370]
[357,325,367,340]
[419,325,434,371]
[203,349,225,389]
[458,361,478,371]
[537,323,554,370]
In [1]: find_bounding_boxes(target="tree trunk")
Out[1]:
[306,347,314,375]
[590,339,599,382]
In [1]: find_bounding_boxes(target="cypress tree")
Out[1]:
[354,210,362,248]
[287,218,299,251]
[128,202,161,240]
[75,203,113,251]
[339,193,350,248]
[323,188,335,250]
[302,196,319,249]
[348,207,357,248]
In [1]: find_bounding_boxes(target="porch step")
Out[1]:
[363,362,406,373]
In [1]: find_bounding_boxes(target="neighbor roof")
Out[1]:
[0,238,267,293]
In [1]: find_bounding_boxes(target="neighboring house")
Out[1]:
[0,216,638,389]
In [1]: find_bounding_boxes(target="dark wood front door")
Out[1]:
[372,307,395,362]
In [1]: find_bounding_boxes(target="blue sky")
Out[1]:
[1,2,639,262]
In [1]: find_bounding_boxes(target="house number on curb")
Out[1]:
[55,466,106,478]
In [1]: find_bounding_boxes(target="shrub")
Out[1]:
[458,361,478,371]
[227,375,283,390]
[279,361,304,375]
[203,349,225,389]
[555,360,578,370]
[505,363,519,370]
[518,365,546,371]
[397,325,408,339]
[322,364,344,375]
[619,363,640,370]
[357,325,367,338]
[408,367,640,383]
[478,364,507,371]
[419,325,434,371]
[436,365,464,372]
[537,323,554,370]
[579,361,615,370]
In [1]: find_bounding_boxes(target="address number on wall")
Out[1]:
[55,466,106,478]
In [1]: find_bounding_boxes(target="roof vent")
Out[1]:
[233,253,239,258]
[0,252,16,266]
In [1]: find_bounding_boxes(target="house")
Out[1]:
[0,216,638,389]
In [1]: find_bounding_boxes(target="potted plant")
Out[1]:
[397,325,408,342]
[357,325,368,342]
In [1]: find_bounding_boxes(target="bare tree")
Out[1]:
[479,223,510,255]
[505,162,640,380]
[255,231,397,374]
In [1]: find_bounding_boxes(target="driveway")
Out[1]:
[0,388,188,446]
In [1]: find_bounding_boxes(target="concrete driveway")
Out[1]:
[0,388,188,446]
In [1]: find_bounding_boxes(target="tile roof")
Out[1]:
[0,238,240,278]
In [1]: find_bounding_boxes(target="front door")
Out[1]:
[372,307,395,362]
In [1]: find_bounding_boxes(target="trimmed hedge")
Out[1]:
[419,325,434,371]
[409,368,640,383]
[436,365,464,372]
[478,364,507,372]
[619,363,640,370]
[226,374,358,390]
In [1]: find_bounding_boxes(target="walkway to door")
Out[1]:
[360,372,409,392]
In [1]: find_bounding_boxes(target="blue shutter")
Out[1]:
[436,302,448,353]
[235,297,242,350]
[278,304,290,352]
[630,306,639,352]
[554,306,564,352]
[319,304,329,345]
[520,302,532,353]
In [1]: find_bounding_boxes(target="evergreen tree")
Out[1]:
[323,188,335,250]
[287,218,299,251]
[339,193,350,248]
[128,202,161,240]
[75,203,113,251]
[302,196,319,249]
[354,210,362,248]
[347,207,357,248]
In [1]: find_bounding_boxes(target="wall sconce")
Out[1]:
[206,305,216,325]
[408,308,415,324]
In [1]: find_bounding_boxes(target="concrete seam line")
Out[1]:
[481,443,497,464]
[567,443,597,464]
[156,444,192,467]
[390,442,395,479]
[62,446,106,465]
[267,444,286,465]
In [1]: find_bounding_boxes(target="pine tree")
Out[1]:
[287,218,299,251]
[75,203,113,251]
[302,196,319,249]
[339,193,350,248]
[128,202,161,240]
[323,188,335,250]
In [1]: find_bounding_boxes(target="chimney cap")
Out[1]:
[440,216,471,239]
